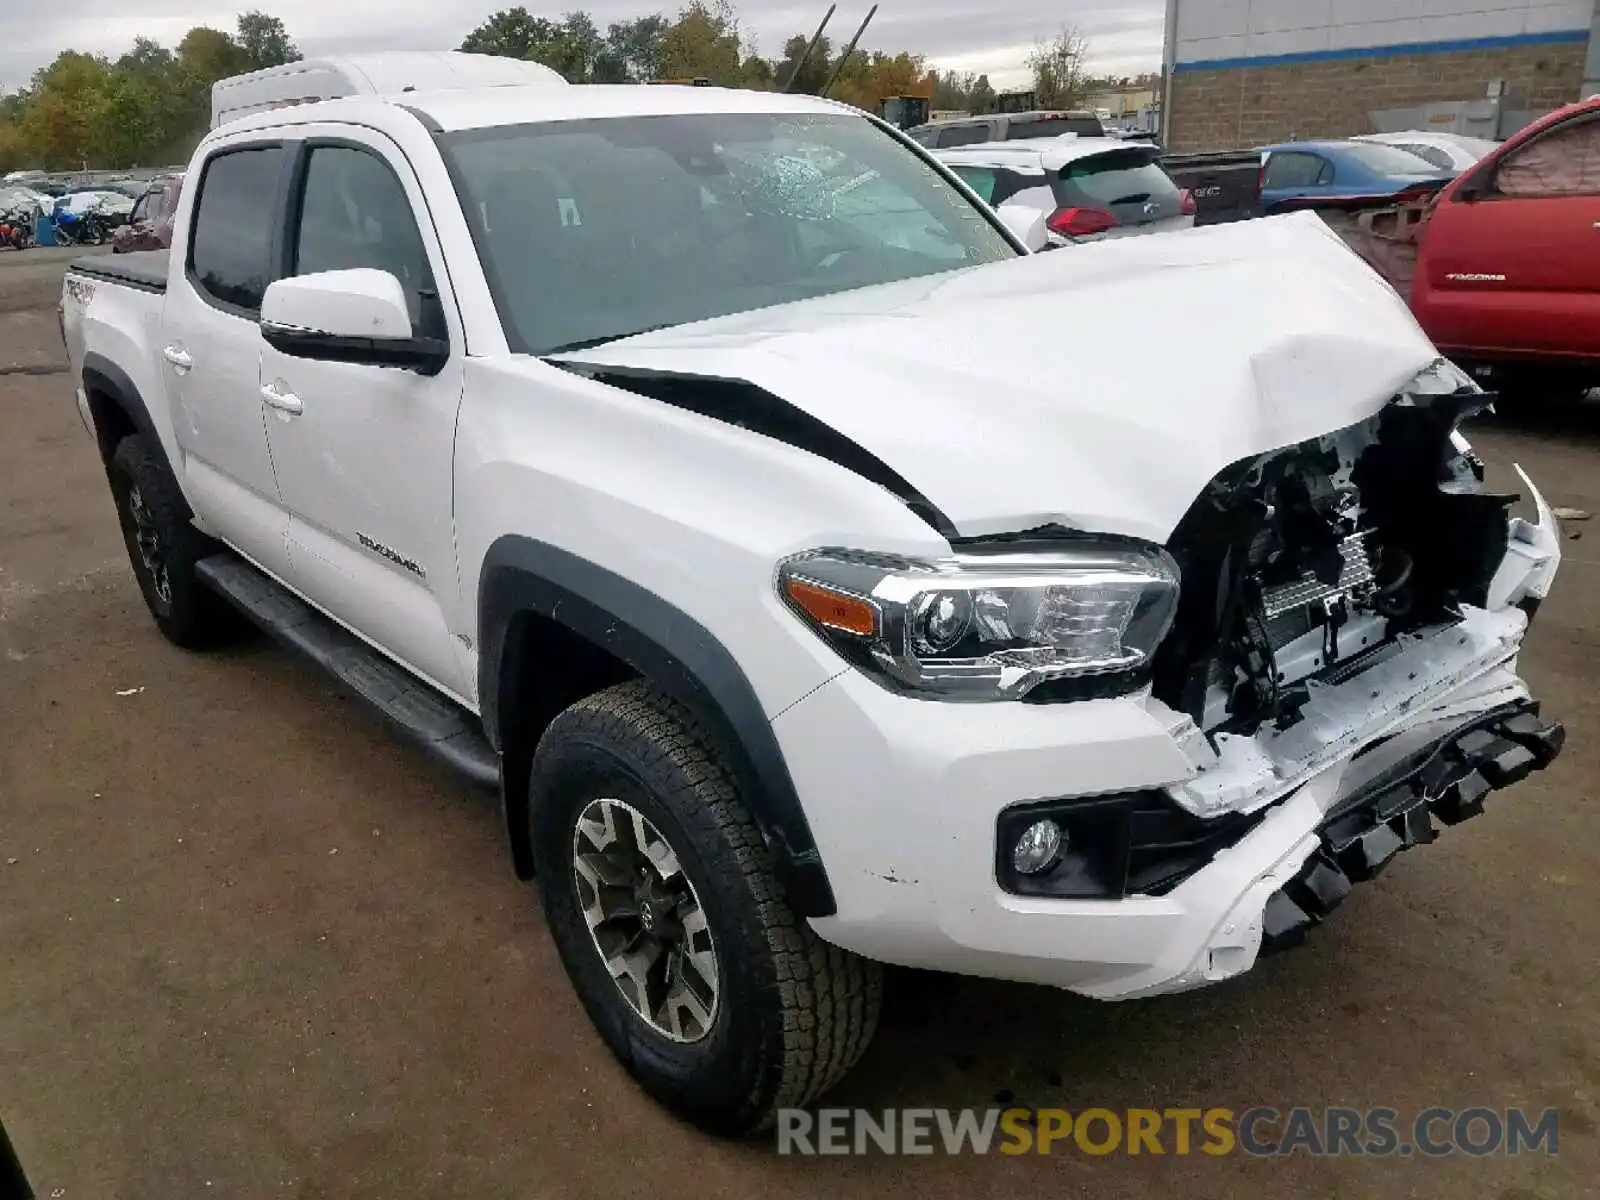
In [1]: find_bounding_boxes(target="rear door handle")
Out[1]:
[260,380,303,416]
[162,344,192,372]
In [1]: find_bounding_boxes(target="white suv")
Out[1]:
[936,139,1195,245]
[61,80,1564,1135]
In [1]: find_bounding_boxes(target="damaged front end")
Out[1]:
[1151,360,1563,819]
[1258,699,1565,953]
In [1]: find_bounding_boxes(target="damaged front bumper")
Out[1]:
[784,460,1564,1002]
[1067,679,1564,1001]
[1259,701,1564,953]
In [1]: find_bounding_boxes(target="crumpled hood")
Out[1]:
[560,212,1439,543]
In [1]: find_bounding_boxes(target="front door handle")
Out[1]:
[162,344,192,372]
[260,380,304,416]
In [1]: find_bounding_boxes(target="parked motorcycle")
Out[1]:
[0,212,32,250]
[0,189,42,249]
[52,208,114,246]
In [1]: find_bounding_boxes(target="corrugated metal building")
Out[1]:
[1162,0,1600,150]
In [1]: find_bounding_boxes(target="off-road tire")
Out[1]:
[108,435,250,649]
[529,681,882,1136]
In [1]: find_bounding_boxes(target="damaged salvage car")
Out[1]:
[60,78,1563,1135]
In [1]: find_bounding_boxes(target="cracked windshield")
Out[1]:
[444,111,1016,353]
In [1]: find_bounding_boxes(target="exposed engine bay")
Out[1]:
[1153,374,1515,736]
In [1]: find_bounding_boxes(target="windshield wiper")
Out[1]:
[541,324,678,356]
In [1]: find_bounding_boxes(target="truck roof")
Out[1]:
[210,52,567,128]
[211,82,857,138]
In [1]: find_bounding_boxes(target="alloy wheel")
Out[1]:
[126,485,172,607]
[571,797,720,1043]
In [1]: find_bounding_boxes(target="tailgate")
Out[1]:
[1160,150,1263,225]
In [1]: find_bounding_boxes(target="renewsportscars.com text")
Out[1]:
[776,1106,1562,1157]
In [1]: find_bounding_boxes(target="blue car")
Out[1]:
[1258,140,1456,215]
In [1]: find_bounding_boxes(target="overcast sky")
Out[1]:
[0,1,1167,94]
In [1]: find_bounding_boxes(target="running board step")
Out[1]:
[195,554,499,790]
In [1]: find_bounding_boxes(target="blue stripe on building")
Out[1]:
[1174,28,1590,73]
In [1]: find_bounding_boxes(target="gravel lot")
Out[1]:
[1,246,1596,1199]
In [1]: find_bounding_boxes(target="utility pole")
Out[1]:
[782,4,836,93]
[820,5,879,98]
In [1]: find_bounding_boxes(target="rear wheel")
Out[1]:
[108,435,250,649]
[529,682,882,1135]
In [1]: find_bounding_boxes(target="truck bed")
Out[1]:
[70,250,168,293]
[1316,206,1424,302]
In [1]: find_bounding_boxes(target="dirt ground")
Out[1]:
[1,247,1595,1200]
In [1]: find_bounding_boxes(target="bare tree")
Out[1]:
[1027,27,1090,109]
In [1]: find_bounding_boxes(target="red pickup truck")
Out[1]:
[1323,96,1600,404]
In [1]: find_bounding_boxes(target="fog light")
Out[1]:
[1011,819,1064,875]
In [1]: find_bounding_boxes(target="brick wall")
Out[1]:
[1169,42,1586,151]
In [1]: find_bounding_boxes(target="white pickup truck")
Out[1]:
[61,81,1566,1134]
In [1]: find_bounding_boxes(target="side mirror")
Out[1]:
[996,205,1049,252]
[260,268,447,374]
[1454,167,1492,202]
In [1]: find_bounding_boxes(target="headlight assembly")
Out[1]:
[777,542,1181,701]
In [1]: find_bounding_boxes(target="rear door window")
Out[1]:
[935,124,992,148]
[1006,115,1105,140]
[1262,151,1327,190]
[1053,149,1184,225]
[188,146,288,313]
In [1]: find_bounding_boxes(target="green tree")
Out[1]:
[176,26,251,83]
[0,122,24,173]
[236,11,302,71]
[773,32,831,94]
[969,73,997,114]
[659,1,742,84]
[602,14,669,82]
[460,7,560,61]
[549,12,606,81]
[739,53,774,89]
[460,8,607,82]
[15,52,114,169]
[102,39,186,166]
[1027,28,1090,110]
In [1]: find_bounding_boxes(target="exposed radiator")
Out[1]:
[1258,532,1375,620]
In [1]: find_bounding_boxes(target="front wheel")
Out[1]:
[529,682,882,1136]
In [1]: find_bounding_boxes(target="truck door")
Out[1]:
[257,133,471,701]
[1418,111,1600,361]
[159,143,293,580]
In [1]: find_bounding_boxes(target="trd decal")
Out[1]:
[357,533,426,579]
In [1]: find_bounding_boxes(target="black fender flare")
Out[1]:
[479,536,837,917]
[81,350,177,482]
